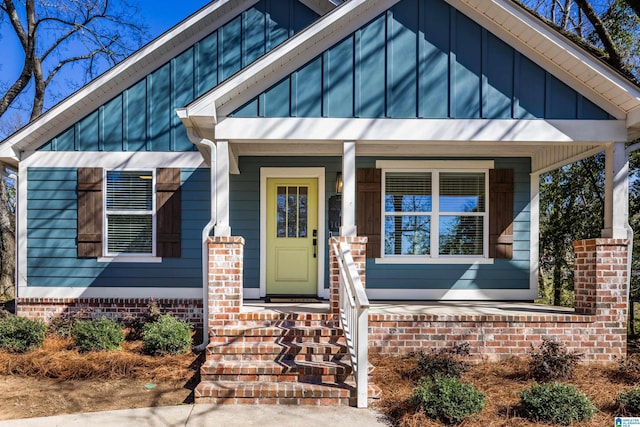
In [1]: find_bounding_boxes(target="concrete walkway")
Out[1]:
[0,404,391,427]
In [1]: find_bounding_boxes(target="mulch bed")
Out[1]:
[0,337,199,381]
[370,352,639,427]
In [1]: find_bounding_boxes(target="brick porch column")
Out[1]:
[329,236,367,316]
[573,238,629,357]
[208,236,244,328]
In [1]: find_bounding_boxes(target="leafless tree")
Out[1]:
[0,0,148,122]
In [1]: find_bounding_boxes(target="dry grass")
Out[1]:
[0,337,198,381]
[371,353,639,427]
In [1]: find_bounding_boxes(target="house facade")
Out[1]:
[0,0,638,333]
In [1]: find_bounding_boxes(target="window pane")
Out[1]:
[298,186,308,238]
[384,215,430,255]
[277,186,286,237]
[439,172,485,212]
[385,172,432,213]
[287,186,297,238]
[107,214,153,253]
[439,215,483,255]
[106,171,153,211]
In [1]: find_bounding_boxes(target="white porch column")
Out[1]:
[602,141,628,239]
[341,141,357,237]
[215,140,232,236]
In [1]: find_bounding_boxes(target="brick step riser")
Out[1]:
[195,397,355,406]
[208,336,346,345]
[214,322,341,330]
[201,374,351,383]
[211,329,344,338]
[207,344,347,356]
[200,365,351,376]
[205,353,348,362]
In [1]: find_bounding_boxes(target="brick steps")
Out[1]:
[196,310,377,406]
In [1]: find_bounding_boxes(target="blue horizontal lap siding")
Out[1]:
[26,168,210,288]
[232,0,611,120]
[39,0,318,152]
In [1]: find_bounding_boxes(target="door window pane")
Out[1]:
[276,185,309,238]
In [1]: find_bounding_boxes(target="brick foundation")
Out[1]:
[329,236,367,316]
[16,297,203,329]
[368,238,630,362]
[207,236,245,328]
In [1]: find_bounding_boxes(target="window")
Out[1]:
[105,170,155,255]
[77,167,181,260]
[383,169,487,258]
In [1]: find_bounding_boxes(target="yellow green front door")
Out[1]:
[266,178,318,295]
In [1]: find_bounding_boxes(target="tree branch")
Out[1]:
[574,0,624,69]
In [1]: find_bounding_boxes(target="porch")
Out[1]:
[199,236,628,407]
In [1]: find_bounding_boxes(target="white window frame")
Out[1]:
[101,168,158,260]
[376,160,493,265]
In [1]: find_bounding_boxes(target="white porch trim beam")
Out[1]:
[341,141,357,237]
[602,141,628,239]
[215,140,232,236]
[214,118,626,143]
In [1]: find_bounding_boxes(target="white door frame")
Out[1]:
[259,167,326,298]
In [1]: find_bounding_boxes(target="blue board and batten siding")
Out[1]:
[39,0,318,152]
[232,157,531,292]
[233,0,611,120]
[27,168,210,287]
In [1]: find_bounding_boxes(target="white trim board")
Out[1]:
[259,167,326,298]
[366,288,538,301]
[22,151,206,168]
[214,118,626,143]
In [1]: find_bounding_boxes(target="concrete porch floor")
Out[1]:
[242,300,576,317]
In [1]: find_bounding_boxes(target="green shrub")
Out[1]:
[412,376,485,425]
[413,343,471,380]
[142,314,192,355]
[617,387,640,416]
[0,315,46,353]
[520,382,596,425]
[72,317,124,352]
[529,337,582,382]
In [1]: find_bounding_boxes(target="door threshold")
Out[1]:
[265,296,325,303]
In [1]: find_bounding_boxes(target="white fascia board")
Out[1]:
[214,117,627,143]
[447,0,640,119]
[186,0,400,119]
[22,151,206,168]
[0,0,259,155]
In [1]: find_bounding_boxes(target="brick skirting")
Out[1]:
[369,238,630,362]
[16,297,204,329]
[367,312,625,362]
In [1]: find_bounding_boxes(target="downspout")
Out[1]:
[183,126,217,352]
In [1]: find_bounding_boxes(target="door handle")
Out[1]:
[312,229,317,258]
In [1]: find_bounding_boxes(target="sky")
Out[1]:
[0,0,211,133]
